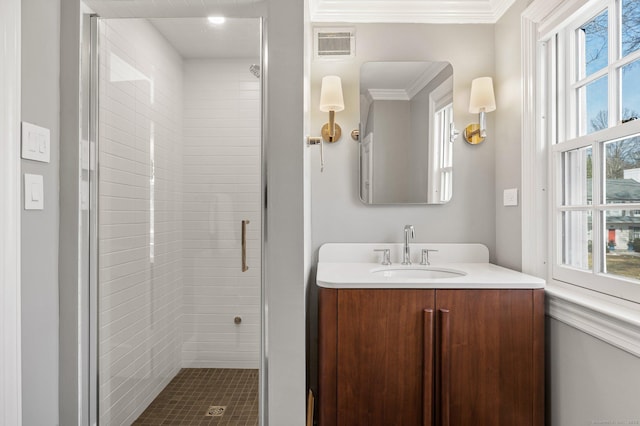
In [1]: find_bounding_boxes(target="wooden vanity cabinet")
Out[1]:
[318,288,544,426]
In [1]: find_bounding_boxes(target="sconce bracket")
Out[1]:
[463,123,485,145]
[307,136,322,146]
[321,123,342,143]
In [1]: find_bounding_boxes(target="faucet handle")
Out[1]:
[420,249,439,266]
[374,249,392,265]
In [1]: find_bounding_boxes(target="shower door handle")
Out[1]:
[242,220,250,272]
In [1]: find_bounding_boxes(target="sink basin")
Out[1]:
[370,267,466,279]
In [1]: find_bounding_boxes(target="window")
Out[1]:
[428,76,454,204]
[552,0,640,302]
[432,103,454,203]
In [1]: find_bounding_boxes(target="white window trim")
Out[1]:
[546,281,640,357]
[428,75,454,204]
[0,0,22,423]
[523,0,640,358]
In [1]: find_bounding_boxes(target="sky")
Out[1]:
[583,3,640,134]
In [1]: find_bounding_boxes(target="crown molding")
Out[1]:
[406,62,447,99]
[368,88,409,101]
[310,0,517,24]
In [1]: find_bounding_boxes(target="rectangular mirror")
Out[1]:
[359,61,455,204]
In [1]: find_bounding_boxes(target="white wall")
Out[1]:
[98,18,184,425]
[20,0,60,424]
[182,59,261,369]
[310,23,496,258]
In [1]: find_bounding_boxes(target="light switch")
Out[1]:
[31,182,42,201]
[21,122,50,163]
[38,133,47,153]
[503,188,519,207]
[24,174,44,210]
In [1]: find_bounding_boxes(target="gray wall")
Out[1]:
[308,21,496,402]
[311,23,496,259]
[547,318,640,424]
[494,0,529,270]
[21,0,60,424]
[409,82,430,199]
[370,100,410,203]
[265,0,307,423]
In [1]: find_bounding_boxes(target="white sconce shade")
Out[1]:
[464,76,496,144]
[468,77,496,113]
[319,75,345,112]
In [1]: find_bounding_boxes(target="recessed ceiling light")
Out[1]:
[208,16,226,25]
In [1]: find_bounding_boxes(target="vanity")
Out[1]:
[316,243,545,426]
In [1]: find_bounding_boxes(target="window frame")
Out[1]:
[550,0,640,303]
[428,75,454,204]
[522,0,640,359]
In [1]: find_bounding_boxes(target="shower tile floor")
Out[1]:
[133,368,259,426]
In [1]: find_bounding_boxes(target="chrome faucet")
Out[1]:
[402,225,415,265]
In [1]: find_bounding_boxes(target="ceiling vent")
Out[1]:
[314,27,355,59]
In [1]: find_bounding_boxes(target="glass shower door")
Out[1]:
[95,16,262,425]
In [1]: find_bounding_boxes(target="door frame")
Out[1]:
[0,0,22,424]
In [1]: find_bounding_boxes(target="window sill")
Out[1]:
[546,280,640,358]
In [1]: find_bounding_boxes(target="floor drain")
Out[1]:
[205,406,226,417]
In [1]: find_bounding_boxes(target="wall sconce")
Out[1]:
[463,77,496,145]
[319,75,344,143]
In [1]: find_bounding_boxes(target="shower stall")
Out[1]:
[91,16,263,424]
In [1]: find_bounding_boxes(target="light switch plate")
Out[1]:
[24,174,44,210]
[503,188,519,207]
[21,121,50,163]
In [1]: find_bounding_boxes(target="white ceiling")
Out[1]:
[84,0,516,57]
[86,0,514,23]
[309,0,517,24]
[84,0,263,59]
[84,0,265,19]
[149,18,260,59]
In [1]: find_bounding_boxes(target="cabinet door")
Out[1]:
[435,290,543,426]
[337,289,435,426]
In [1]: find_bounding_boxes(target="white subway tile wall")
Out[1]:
[99,19,184,425]
[98,20,262,425]
[181,60,261,369]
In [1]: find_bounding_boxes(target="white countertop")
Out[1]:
[316,243,546,289]
[316,262,546,289]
